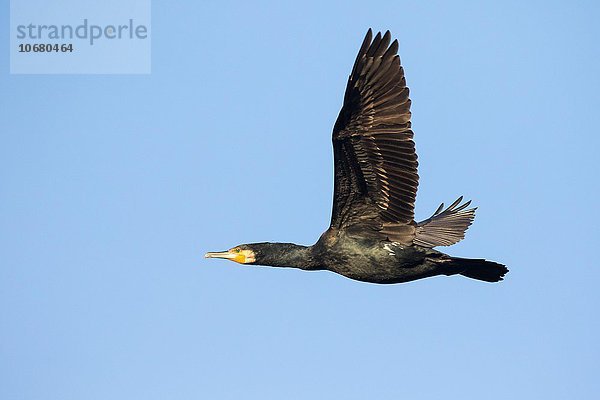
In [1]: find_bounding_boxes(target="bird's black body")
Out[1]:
[238,229,506,284]
[206,29,508,284]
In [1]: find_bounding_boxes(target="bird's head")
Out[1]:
[205,245,257,264]
[205,242,314,269]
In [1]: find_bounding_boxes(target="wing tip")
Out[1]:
[414,197,478,247]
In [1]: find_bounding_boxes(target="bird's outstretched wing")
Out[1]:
[330,29,418,244]
[414,197,476,247]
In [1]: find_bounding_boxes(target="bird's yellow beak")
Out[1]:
[204,248,255,264]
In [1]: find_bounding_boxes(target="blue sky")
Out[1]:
[1,1,599,399]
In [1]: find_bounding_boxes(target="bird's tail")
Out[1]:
[445,257,508,283]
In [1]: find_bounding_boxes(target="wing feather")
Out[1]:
[413,197,476,247]
[331,29,418,244]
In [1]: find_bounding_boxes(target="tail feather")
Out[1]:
[446,257,508,283]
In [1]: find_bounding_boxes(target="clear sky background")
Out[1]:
[1,1,599,399]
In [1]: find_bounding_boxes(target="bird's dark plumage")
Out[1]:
[205,29,508,284]
[331,30,418,245]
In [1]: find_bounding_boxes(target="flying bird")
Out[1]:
[206,29,507,284]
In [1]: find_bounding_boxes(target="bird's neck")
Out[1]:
[255,242,320,270]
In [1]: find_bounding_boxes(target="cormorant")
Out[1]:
[205,29,508,284]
